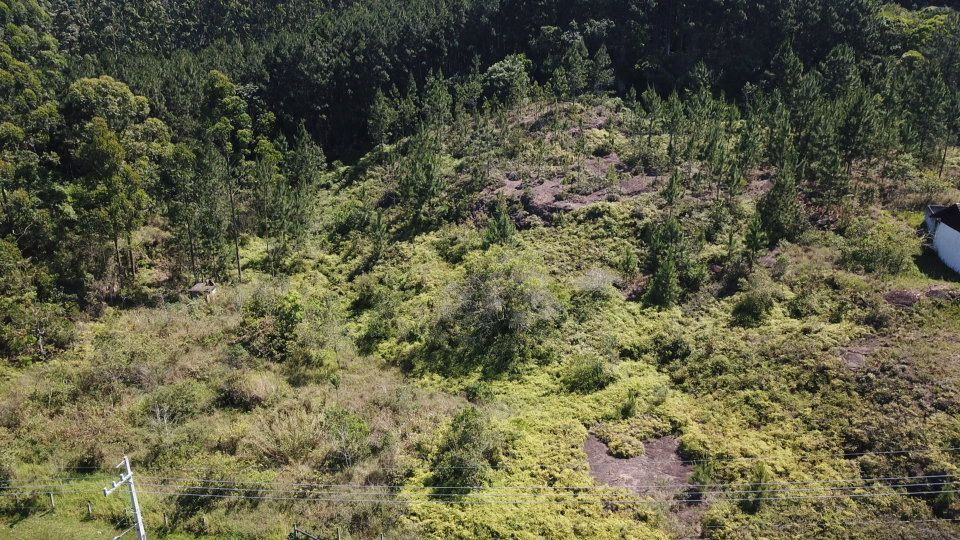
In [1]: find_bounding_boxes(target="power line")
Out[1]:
[703,518,960,532]
[41,444,960,474]
[103,487,960,505]
[4,473,954,495]
[7,485,958,506]
[127,474,955,491]
[131,481,955,497]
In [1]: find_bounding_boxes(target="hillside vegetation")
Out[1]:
[1,0,960,538]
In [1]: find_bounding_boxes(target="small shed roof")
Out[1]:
[189,280,218,294]
[931,204,960,232]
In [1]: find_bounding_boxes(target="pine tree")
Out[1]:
[899,61,950,164]
[645,249,681,308]
[484,198,515,247]
[773,44,804,112]
[801,99,849,207]
[743,213,768,267]
[759,145,806,245]
[661,168,685,211]
[456,57,484,116]
[368,89,397,145]
[563,37,590,96]
[640,87,663,147]
[423,71,453,127]
[838,83,880,170]
[664,92,686,165]
[397,76,420,136]
[591,45,614,92]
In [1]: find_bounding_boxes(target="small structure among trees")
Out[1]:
[188,279,218,299]
[925,204,960,274]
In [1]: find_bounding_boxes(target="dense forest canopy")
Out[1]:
[1,0,960,538]
[38,0,957,158]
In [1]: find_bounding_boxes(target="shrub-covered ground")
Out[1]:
[2,92,960,538]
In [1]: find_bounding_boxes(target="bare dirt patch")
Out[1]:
[585,434,705,539]
[840,335,886,371]
[925,285,960,302]
[884,289,922,308]
[585,434,692,494]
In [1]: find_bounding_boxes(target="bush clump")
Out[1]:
[561,354,618,393]
[219,370,288,410]
[430,248,562,375]
[430,407,506,496]
[841,215,919,275]
[237,290,304,362]
[731,272,779,327]
[141,380,215,427]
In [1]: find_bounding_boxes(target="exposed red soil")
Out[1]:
[925,285,960,302]
[494,161,660,216]
[884,289,922,308]
[585,434,692,493]
[585,434,705,538]
[840,335,887,371]
[883,286,960,309]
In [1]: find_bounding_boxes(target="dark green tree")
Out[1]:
[645,249,681,308]
[484,197,515,247]
[759,145,806,245]
[591,44,614,92]
[368,89,398,146]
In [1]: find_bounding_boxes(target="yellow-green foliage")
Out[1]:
[5,92,960,539]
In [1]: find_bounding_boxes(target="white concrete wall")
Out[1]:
[934,224,960,273]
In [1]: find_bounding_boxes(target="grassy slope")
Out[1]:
[3,97,960,538]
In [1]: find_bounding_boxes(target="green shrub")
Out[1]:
[433,226,482,264]
[430,407,505,496]
[787,287,833,319]
[141,380,214,426]
[325,406,372,469]
[620,388,640,418]
[431,248,562,375]
[465,380,495,404]
[615,245,640,277]
[561,354,618,393]
[740,462,773,514]
[237,291,304,361]
[651,332,692,365]
[284,347,340,386]
[219,370,288,410]
[841,215,919,275]
[483,198,516,247]
[731,273,778,327]
[688,460,715,501]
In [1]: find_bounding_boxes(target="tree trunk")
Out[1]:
[187,217,198,283]
[265,229,273,276]
[114,234,124,290]
[940,145,949,180]
[127,230,136,280]
[228,184,242,282]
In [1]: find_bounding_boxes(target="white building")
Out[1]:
[926,204,960,273]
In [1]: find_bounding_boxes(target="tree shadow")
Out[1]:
[915,248,960,282]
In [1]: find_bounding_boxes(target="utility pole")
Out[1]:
[104,456,147,540]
